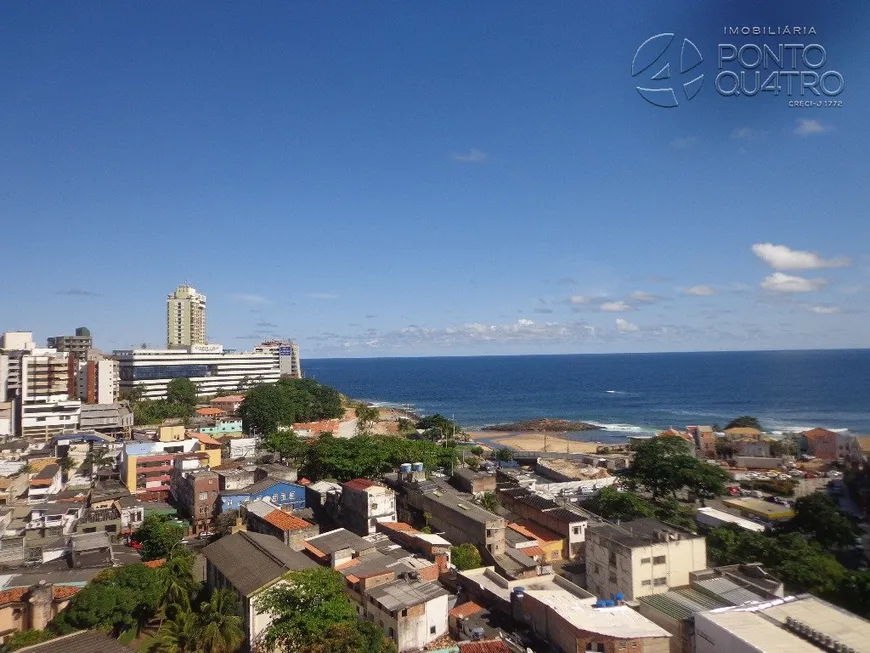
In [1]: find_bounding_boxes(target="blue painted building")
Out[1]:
[219,477,306,512]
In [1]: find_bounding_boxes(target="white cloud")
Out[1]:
[307,292,339,300]
[601,301,633,312]
[629,291,658,303]
[683,285,717,296]
[669,137,698,150]
[567,295,590,305]
[794,119,833,136]
[761,272,828,293]
[615,318,639,333]
[804,304,842,315]
[452,149,488,163]
[230,293,271,305]
[751,243,850,270]
[730,127,757,141]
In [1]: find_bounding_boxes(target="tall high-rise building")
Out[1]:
[47,326,93,361]
[166,284,207,348]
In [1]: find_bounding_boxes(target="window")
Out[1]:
[573,527,580,535]
[430,626,436,635]
[608,551,617,566]
[609,573,617,584]
[551,552,559,560]
[641,580,651,587]
[586,644,605,652]
[389,627,395,638]
[272,494,279,502]
[653,555,666,565]
[640,557,650,564]
[198,492,208,501]
[654,577,667,586]
[281,493,286,500]
[401,609,408,617]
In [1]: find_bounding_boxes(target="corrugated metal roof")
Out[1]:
[694,577,767,606]
[640,588,727,620]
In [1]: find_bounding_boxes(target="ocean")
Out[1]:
[303,350,870,442]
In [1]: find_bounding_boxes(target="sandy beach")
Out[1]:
[467,431,604,454]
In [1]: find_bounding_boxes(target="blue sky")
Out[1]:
[1,1,868,357]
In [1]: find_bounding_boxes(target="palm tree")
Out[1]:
[148,608,199,653]
[85,446,114,477]
[198,589,244,653]
[158,554,198,615]
[479,491,500,513]
[58,456,76,482]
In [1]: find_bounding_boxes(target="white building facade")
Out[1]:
[114,344,281,400]
[167,284,207,348]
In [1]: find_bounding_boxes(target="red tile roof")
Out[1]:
[459,640,511,653]
[190,431,222,447]
[262,510,314,531]
[343,478,375,492]
[211,395,245,403]
[507,521,561,544]
[803,427,838,438]
[516,545,546,557]
[196,407,226,416]
[297,477,311,485]
[52,586,82,600]
[0,588,28,605]
[449,601,485,619]
[380,521,419,533]
[144,559,166,568]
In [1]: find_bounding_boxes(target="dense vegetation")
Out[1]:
[723,416,763,431]
[622,436,730,501]
[415,414,463,440]
[255,568,395,653]
[239,378,343,434]
[134,515,186,561]
[706,492,868,617]
[585,486,696,529]
[125,378,200,425]
[451,543,483,571]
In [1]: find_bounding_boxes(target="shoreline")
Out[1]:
[467,431,610,454]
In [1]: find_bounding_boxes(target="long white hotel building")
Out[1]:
[114,344,285,400]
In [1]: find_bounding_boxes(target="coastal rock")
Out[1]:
[481,418,599,432]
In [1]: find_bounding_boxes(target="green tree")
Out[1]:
[84,446,114,475]
[769,438,797,457]
[724,416,763,431]
[52,564,162,636]
[493,447,515,462]
[167,378,199,410]
[479,491,500,513]
[715,438,737,458]
[307,622,396,653]
[396,418,415,435]
[255,568,359,653]
[586,486,657,521]
[135,515,185,561]
[416,414,461,439]
[239,379,343,435]
[625,436,728,501]
[470,446,484,456]
[1,630,55,652]
[58,456,76,481]
[158,554,200,615]
[261,430,308,463]
[148,608,200,653]
[355,404,380,430]
[783,492,858,549]
[198,589,245,653]
[451,543,482,571]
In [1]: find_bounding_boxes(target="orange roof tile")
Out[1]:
[517,545,546,557]
[144,559,166,568]
[28,458,58,473]
[52,586,82,600]
[343,478,376,492]
[507,521,561,544]
[211,394,245,403]
[449,601,485,619]
[262,510,314,531]
[190,431,222,447]
[0,588,28,605]
[196,407,226,416]
[380,521,419,533]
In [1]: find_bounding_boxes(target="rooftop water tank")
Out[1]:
[400,463,412,473]
[595,599,606,608]
[412,462,424,472]
[605,600,615,607]
[614,592,625,601]
[513,586,525,595]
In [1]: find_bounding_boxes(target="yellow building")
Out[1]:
[508,521,565,563]
[158,425,186,442]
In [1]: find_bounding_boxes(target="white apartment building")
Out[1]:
[76,356,119,405]
[363,578,449,653]
[167,284,207,348]
[1,332,82,439]
[114,344,281,400]
[339,478,398,535]
[586,518,707,601]
[253,340,302,378]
